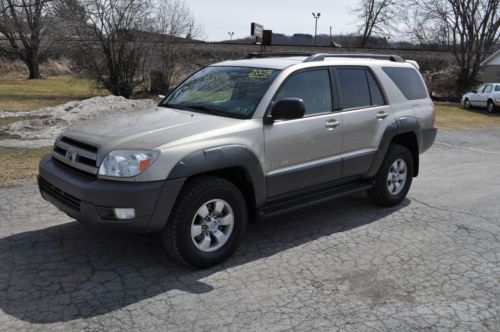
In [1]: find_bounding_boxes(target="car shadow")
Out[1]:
[0,193,410,323]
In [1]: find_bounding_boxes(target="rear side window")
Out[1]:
[336,68,386,109]
[337,68,371,109]
[382,67,428,100]
[366,71,385,106]
[276,69,333,116]
[496,85,500,92]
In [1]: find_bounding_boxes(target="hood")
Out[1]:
[64,106,242,151]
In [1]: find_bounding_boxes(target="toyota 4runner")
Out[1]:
[38,53,437,268]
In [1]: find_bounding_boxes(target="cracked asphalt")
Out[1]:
[0,128,499,331]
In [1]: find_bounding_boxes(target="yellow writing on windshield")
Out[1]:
[249,69,275,80]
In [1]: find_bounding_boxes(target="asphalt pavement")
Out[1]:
[0,128,499,331]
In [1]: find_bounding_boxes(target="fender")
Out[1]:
[168,145,267,206]
[366,117,421,178]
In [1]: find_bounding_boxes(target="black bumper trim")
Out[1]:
[38,155,186,233]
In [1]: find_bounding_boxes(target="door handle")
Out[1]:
[376,111,389,119]
[325,119,341,129]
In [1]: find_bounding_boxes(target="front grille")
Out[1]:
[39,177,81,211]
[52,136,99,175]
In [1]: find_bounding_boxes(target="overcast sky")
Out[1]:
[187,0,359,41]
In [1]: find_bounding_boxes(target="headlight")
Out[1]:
[98,150,159,177]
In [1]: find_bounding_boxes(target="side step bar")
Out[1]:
[257,181,373,219]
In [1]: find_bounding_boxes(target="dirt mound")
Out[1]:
[0,96,155,148]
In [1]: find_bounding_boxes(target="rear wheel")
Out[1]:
[487,100,497,114]
[368,144,414,207]
[163,176,247,268]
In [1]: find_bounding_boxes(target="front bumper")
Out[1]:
[38,155,185,233]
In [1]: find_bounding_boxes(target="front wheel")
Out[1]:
[463,98,472,110]
[368,144,414,207]
[162,176,247,268]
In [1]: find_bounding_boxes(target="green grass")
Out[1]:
[0,76,107,112]
[434,102,500,131]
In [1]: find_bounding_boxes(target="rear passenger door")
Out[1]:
[334,67,392,178]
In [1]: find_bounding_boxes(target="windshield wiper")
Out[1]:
[161,103,189,110]
[163,103,247,119]
[181,104,229,117]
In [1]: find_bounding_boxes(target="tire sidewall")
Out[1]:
[379,146,414,205]
[174,183,247,267]
[487,102,495,113]
[464,99,471,110]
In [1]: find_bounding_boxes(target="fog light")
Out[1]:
[114,208,135,220]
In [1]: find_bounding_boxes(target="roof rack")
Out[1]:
[246,52,405,63]
[246,52,314,59]
[303,53,405,63]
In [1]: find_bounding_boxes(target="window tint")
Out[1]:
[483,85,493,93]
[382,67,428,100]
[337,68,371,109]
[366,71,385,106]
[495,85,500,92]
[276,69,332,116]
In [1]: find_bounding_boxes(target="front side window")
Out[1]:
[477,85,486,93]
[162,66,280,118]
[483,85,493,93]
[275,69,333,116]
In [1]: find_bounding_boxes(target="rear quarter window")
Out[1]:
[382,67,428,100]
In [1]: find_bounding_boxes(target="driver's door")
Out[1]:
[470,85,486,107]
[264,68,343,198]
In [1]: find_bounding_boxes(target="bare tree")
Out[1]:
[60,0,153,98]
[353,0,395,47]
[0,0,52,79]
[403,0,500,92]
[148,0,202,94]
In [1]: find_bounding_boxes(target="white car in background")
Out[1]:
[461,83,500,113]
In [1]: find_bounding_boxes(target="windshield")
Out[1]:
[161,66,281,119]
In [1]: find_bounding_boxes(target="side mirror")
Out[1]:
[268,98,305,122]
[158,94,166,99]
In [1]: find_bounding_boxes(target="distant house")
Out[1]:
[481,49,500,83]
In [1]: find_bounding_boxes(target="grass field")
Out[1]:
[434,102,500,131]
[0,76,107,112]
[0,147,51,187]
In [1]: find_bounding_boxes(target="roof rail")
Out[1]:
[246,52,314,59]
[303,53,405,63]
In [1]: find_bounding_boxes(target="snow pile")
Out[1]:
[0,96,156,148]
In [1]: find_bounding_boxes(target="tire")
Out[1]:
[463,98,472,110]
[368,144,414,207]
[487,100,497,114]
[162,176,247,268]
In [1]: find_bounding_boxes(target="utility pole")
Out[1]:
[228,32,234,42]
[312,12,321,46]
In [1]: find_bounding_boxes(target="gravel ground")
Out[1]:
[0,96,155,148]
[0,128,499,331]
